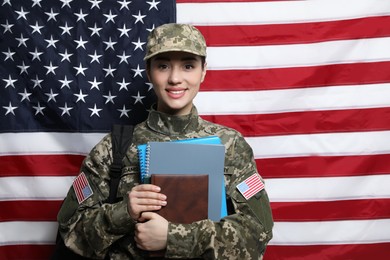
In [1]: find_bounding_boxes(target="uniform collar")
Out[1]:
[146,105,200,136]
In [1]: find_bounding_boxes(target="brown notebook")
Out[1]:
[151,174,209,224]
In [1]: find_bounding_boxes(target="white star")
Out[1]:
[104,10,117,23]
[1,20,14,33]
[88,23,102,36]
[45,8,59,22]
[15,7,29,20]
[3,102,17,116]
[44,62,58,75]
[59,75,73,89]
[74,9,88,22]
[33,102,46,115]
[2,0,11,6]
[132,91,146,104]
[88,77,102,90]
[29,47,43,61]
[88,104,102,117]
[3,48,15,61]
[45,89,59,102]
[18,88,32,102]
[117,0,131,10]
[88,50,102,64]
[74,63,88,76]
[131,37,146,51]
[89,0,102,9]
[103,64,116,77]
[132,64,145,78]
[117,104,131,118]
[103,37,117,51]
[117,51,131,64]
[3,75,17,88]
[132,10,146,24]
[74,89,88,103]
[60,0,73,8]
[146,24,156,33]
[117,78,131,91]
[147,0,160,10]
[59,49,73,62]
[74,36,88,49]
[59,103,74,116]
[145,82,154,91]
[103,91,117,104]
[31,75,43,88]
[118,24,131,38]
[17,61,30,75]
[16,34,29,47]
[32,0,43,7]
[45,35,59,48]
[30,21,44,34]
[60,22,73,35]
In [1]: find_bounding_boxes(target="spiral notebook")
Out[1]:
[137,137,227,221]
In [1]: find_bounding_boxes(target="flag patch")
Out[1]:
[236,173,265,200]
[73,172,93,204]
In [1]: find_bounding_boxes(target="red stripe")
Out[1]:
[0,154,84,177]
[0,245,55,260]
[177,0,287,3]
[198,16,390,46]
[202,61,390,91]
[202,107,390,137]
[271,199,390,222]
[257,154,390,178]
[266,243,390,260]
[0,200,62,222]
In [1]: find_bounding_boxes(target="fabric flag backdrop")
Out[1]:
[1,0,390,259]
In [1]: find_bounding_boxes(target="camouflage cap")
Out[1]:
[144,23,207,60]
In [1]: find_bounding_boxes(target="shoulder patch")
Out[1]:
[236,173,264,200]
[73,172,94,204]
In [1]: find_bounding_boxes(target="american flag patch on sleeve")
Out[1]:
[73,172,93,204]
[236,173,265,200]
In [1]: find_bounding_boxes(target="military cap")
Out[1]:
[144,23,207,60]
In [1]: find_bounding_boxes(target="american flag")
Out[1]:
[1,0,390,259]
[73,172,93,204]
[237,173,265,200]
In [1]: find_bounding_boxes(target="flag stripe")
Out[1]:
[271,199,390,221]
[177,0,390,25]
[201,61,390,91]
[0,200,61,222]
[198,16,390,46]
[257,154,390,179]
[0,245,55,260]
[201,107,390,137]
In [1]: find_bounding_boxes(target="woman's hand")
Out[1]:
[135,212,169,251]
[127,184,167,221]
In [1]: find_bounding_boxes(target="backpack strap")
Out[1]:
[108,124,134,204]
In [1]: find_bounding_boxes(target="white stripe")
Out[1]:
[2,219,389,246]
[0,176,74,200]
[0,132,106,155]
[0,221,57,246]
[270,219,390,245]
[265,174,390,202]
[205,37,390,70]
[177,0,390,25]
[248,131,390,159]
[195,83,390,115]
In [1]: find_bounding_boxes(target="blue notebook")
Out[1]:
[137,136,228,220]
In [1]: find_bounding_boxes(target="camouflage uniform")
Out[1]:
[57,106,273,259]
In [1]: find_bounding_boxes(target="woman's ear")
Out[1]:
[201,62,207,83]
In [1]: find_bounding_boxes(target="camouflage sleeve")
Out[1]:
[57,134,135,259]
[165,132,274,259]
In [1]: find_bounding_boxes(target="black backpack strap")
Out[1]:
[108,124,134,204]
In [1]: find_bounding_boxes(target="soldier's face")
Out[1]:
[147,51,206,116]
